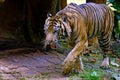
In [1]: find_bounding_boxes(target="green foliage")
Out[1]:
[19,77,26,80]
[68,69,106,80]
[0,74,3,80]
[108,0,120,10]
[114,50,120,56]
[79,70,104,80]
[108,0,120,39]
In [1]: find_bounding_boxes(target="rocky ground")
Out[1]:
[0,39,119,80]
[0,48,68,80]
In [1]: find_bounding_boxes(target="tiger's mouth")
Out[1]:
[43,42,56,51]
[49,42,56,49]
[48,41,61,50]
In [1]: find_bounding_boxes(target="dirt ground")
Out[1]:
[0,49,69,80]
[0,39,119,80]
[0,39,69,80]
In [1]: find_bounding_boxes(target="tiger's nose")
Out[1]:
[46,33,53,41]
[47,40,53,44]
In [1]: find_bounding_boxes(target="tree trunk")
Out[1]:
[22,0,32,42]
[61,0,67,9]
[86,0,106,4]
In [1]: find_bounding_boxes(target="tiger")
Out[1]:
[44,2,114,75]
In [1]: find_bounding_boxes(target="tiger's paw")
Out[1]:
[62,57,83,75]
[100,57,110,69]
[73,64,84,74]
[62,58,74,75]
[73,57,84,73]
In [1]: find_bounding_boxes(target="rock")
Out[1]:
[112,73,120,80]
[111,61,119,67]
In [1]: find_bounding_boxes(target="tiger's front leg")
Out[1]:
[62,41,87,75]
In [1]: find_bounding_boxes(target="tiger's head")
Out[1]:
[43,13,71,50]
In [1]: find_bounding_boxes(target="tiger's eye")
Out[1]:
[53,26,60,33]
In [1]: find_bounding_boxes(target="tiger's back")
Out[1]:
[58,2,114,40]
[79,3,114,38]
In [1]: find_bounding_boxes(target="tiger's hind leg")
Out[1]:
[98,34,112,69]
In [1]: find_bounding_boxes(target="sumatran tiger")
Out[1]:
[44,2,114,75]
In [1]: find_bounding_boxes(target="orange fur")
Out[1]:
[44,2,114,75]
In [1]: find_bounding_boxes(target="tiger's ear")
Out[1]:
[47,12,52,18]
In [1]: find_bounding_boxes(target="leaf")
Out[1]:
[91,71,98,77]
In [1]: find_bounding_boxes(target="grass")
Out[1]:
[66,45,120,80]
[69,69,106,80]
[19,77,26,80]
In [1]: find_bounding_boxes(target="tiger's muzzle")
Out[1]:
[44,33,61,50]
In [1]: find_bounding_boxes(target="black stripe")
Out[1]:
[100,42,109,48]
